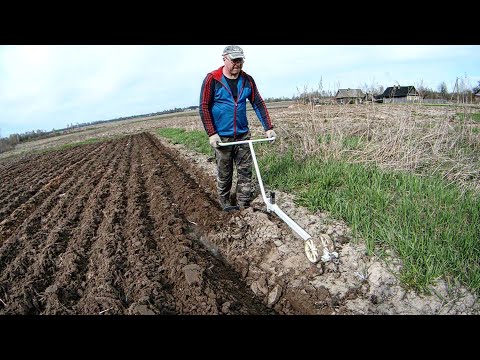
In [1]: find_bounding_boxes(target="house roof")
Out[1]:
[335,89,365,98]
[383,85,419,98]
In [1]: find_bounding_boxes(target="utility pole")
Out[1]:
[451,77,459,104]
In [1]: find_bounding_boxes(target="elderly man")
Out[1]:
[199,45,276,211]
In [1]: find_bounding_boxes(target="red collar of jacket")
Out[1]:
[211,66,247,82]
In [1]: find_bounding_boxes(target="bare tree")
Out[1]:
[438,81,448,99]
[416,79,428,99]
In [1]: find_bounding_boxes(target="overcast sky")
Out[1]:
[1,45,479,138]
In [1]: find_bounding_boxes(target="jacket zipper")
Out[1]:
[223,76,246,139]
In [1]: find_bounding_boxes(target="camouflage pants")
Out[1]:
[214,132,253,207]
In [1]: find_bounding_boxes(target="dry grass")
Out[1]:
[255,102,480,193]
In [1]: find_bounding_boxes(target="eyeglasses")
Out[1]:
[224,57,244,65]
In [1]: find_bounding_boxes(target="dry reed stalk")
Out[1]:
[268,102,479,193]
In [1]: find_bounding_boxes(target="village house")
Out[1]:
[376,85,420,103]
[335,89,365,104]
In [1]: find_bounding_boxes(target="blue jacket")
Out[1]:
[199,66,273,137]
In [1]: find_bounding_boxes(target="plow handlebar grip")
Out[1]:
[218,137,275,147]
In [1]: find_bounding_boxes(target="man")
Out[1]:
[199,45,276,211]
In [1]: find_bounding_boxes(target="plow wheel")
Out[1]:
[304,233,335,264]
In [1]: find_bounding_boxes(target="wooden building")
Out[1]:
[335,89,365,104]
[379,85,420,103]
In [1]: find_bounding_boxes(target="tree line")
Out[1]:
[0,106,197,154]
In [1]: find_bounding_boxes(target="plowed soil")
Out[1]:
[0,132,281,314]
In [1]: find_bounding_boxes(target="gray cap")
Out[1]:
[222,45,245,60]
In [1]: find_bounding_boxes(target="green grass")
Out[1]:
[57,138,105,150]
[260,151,480,295]
[157,128,212,156]
[317,134,332,145]
[422,103,450,107]
[342,135,364,150]
[457,112,480,122]
[316,134,364,150]
[159,129,480,296]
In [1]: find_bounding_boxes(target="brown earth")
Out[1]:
[0,132,278,314]
[1,104,479,315]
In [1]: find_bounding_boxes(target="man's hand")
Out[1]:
[266,129,276,141]
[209,134,221,148]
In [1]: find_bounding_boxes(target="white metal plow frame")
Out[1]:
[218,137,337,264]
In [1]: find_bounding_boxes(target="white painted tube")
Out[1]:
[218,137,312,242]
[270,204,311,241]
[218,137,275,147]
[248,141,270,210]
